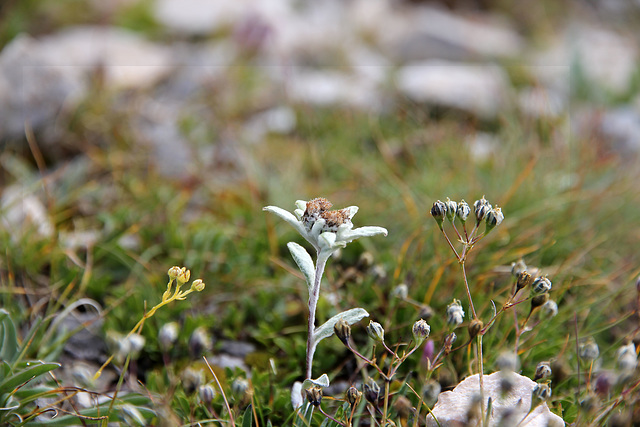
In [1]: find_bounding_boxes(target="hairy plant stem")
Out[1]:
[382,380,390,425]
[306,252,329,379]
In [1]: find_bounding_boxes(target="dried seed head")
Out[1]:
[468,319,484,339]
[445,198,458,222]
[485,207,504,232]
[535,362,552,381]
[531,293,549,310]
[422,379,441,406]
[516,271,534,292]
[305,386,323,407]
[189,327,212,358]
[500,371,516,395]
[511,260,528,278]
[496,351,519,372]
[393,395,413,418]
[198,384,216,405]
[473,196,492,224]
[391,283,409,300]
[419,305,435,320]
[540,300,558,319]
[412,319,431,346]
[430,200,447,228]
[182,368,204,394]
[532,276,552,294]
[363,379,380,404]
[158,322,179,352]
[456,200,471,223]
[446,299,465,328]
[366,321,385,343]
[444,332,457,355]
[616,343,637,372]
[466,393,483,424]
[334,318,351,346]
[579,338,600,361]
[346,386,362,407]
[231,378,250,399]
[531,383,552,408]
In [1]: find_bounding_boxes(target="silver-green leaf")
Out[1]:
[287,242,315,292]
[302,373,330,390]
[313,308,369,346]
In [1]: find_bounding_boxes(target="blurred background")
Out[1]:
[1,0,640,424]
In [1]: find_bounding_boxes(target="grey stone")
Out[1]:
[396,61,508,118]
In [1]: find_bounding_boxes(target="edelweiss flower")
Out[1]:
[263,198,388,255]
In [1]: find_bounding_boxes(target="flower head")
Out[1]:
[446,299,465,328]
[264,198,387,255]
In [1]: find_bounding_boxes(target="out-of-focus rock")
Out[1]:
[533,24,637,95]
[426,372,564,427]
[396,61,508,118]
[243,106,296,143]
[518,87,566,118]
[466,132,499,163]
[1,185,54,241]
[285,69,383,110]
[0,26,172,140]
[599,107,640,156]
[353,1,523,62]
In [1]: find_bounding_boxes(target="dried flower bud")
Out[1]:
[511,260,528,278]
[191,279,205,292]
[446,299,465,328]
[485,207,504,232]
[305,386,323,407]
[540,300,558,319]
[456,200,470,223]
[443,332,457,355]
[468,319,483,339]
[535,362,552,381]
[168,266,182,280]
[412,319,431,346]
[445,198,457,222]
[334,318,351,346]
[532,276,552,294]
[182,368,204,394]
[231,378,250,398]
[189,327,212,358]
[496,351,519,372]
[516,271,533,293]
[419,305,434,320]
[473,197,492,224]
[531,293,549,310]
[422,379,441,406]
[616,343,637,372]
[198,384,216,405]
[364,379,380,404]
[393,395,413,418]
[346,386,362,407]
[466,393,483,424]
[531,383,552,408]
[366,321,385,343]
[127,334,146,360]
[430,200,447,228]
[500,371,516,395]
[579,338,600,361]
[391,283,409,300]
[159,322,179,352]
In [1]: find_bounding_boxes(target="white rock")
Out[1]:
[396,61,508,118]
[532,24,637,95]
[0,26,172,138]
[426,372,564,427]
[154,0,249,34]
[355,1,523,62]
